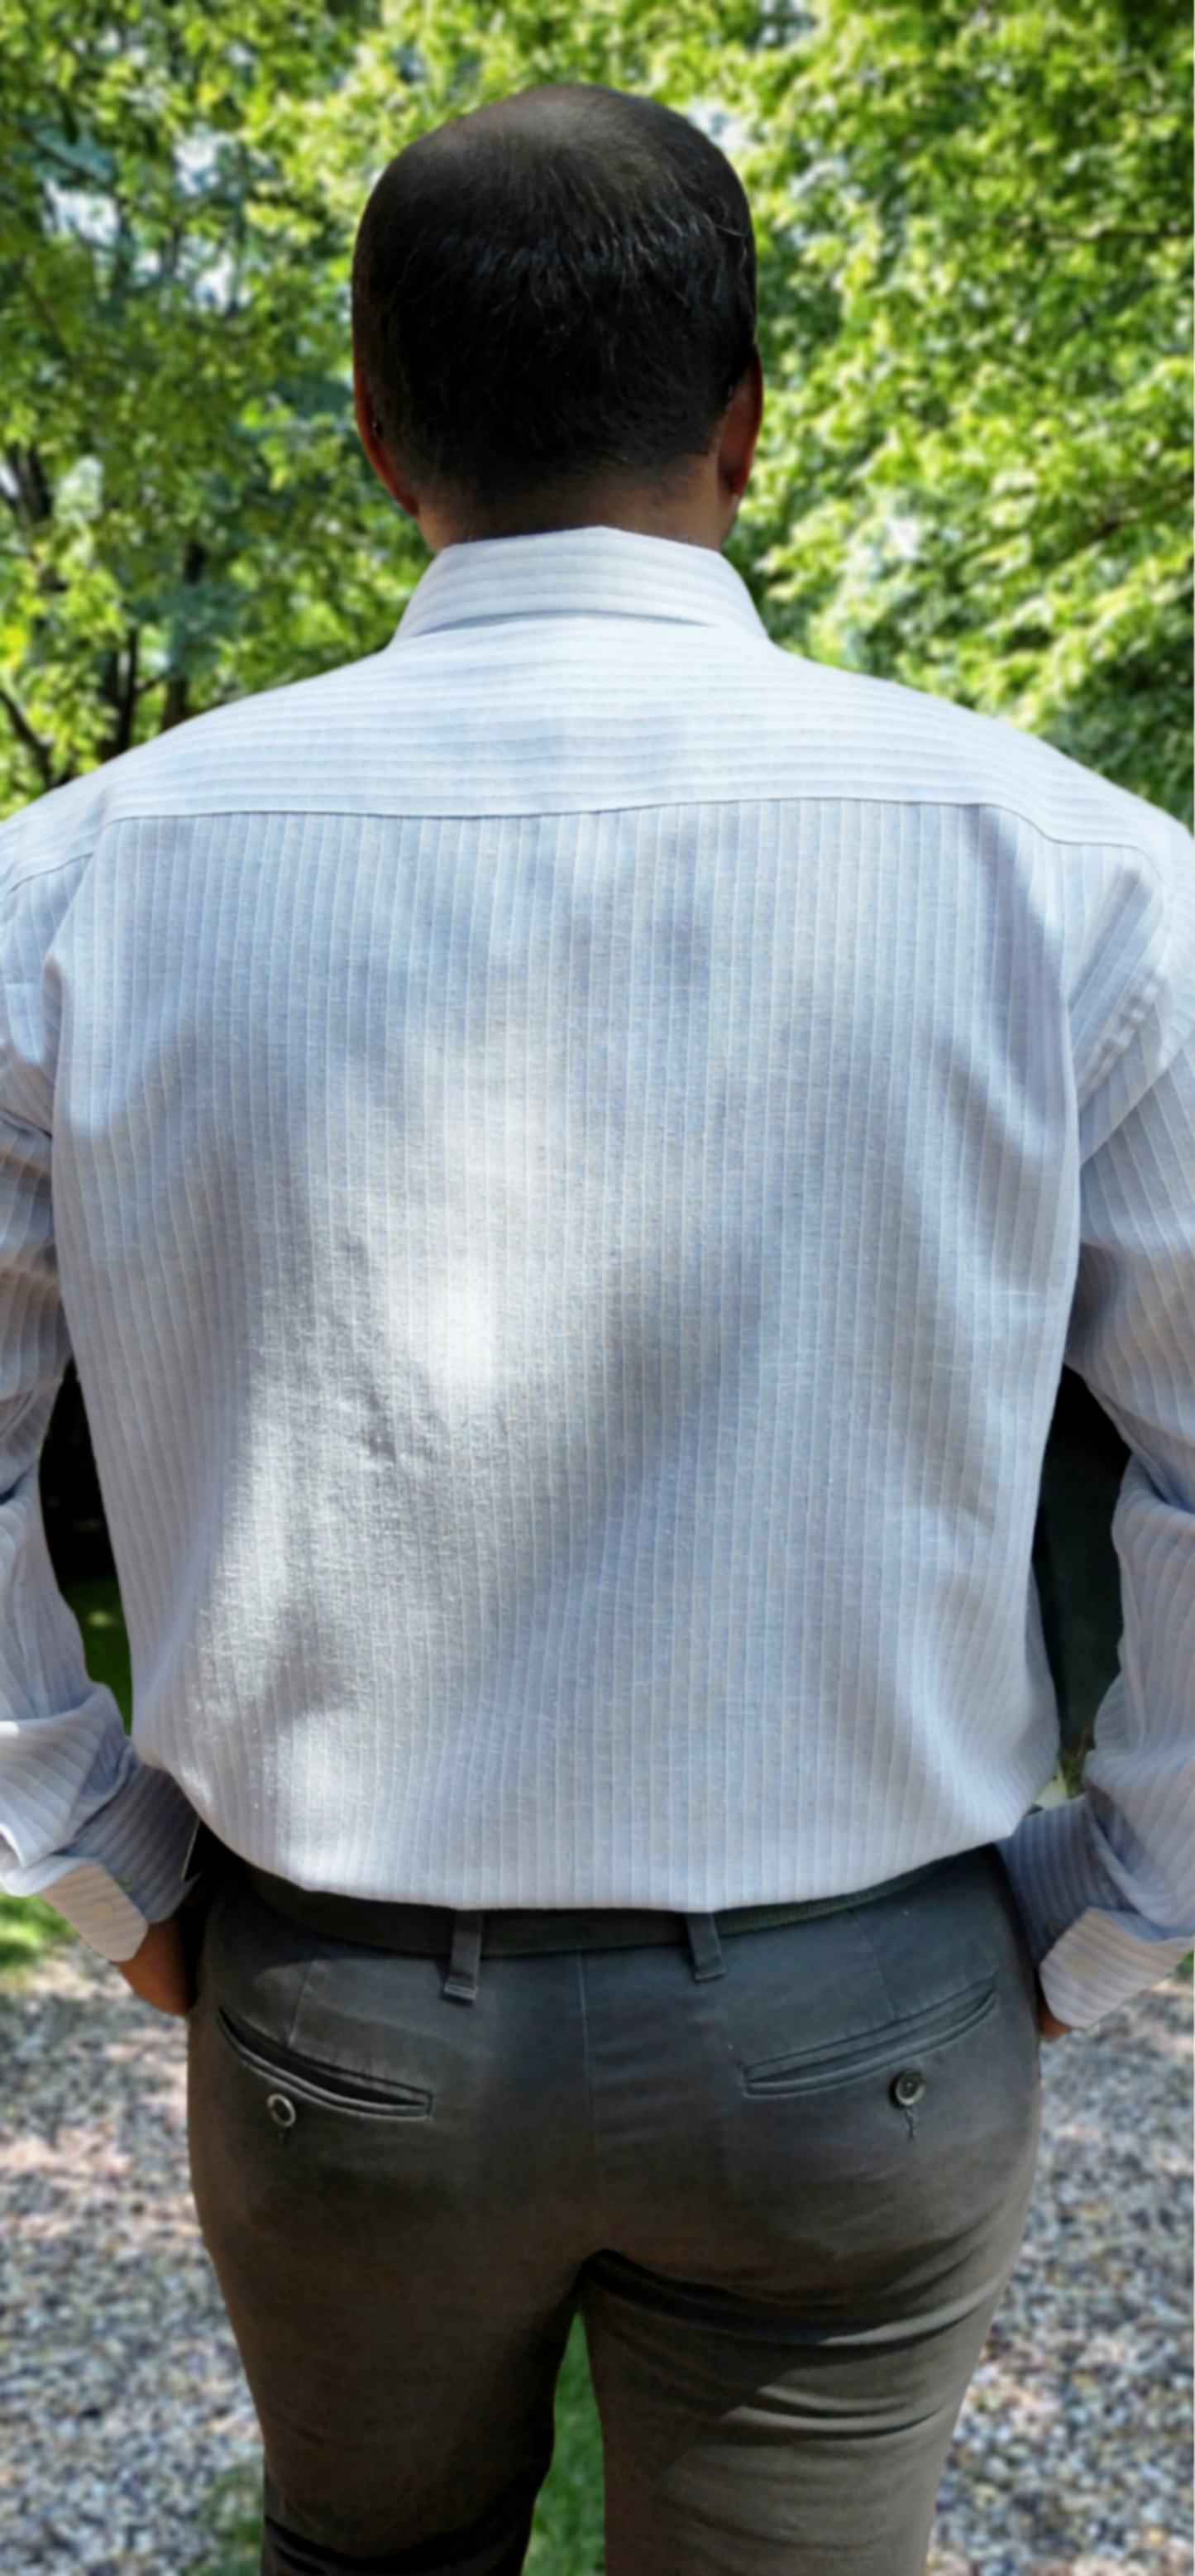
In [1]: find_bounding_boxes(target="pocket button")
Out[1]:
[266,2091,297,2130]
[892,2068,925,2107]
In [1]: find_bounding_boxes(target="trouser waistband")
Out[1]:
[232,1847,944,1997]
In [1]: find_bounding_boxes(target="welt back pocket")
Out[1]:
[217,2004,434,2119]
[739,1978,997,2100]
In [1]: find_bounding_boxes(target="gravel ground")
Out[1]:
[1,1943,1190,2576]
[1,1944,260,2575]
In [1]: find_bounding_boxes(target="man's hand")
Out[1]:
[116,1906,194,2018]
[1036,1980,1072,2042]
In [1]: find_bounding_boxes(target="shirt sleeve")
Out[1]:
[0,864,198,1965]
[1001,843,1195,2028]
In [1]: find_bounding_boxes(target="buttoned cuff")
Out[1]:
[999,1797,1193,2029]
[0,1762,200,1962]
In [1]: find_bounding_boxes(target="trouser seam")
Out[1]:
[575,1948,614,2244]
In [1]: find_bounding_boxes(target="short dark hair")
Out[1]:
[351,84,757,506]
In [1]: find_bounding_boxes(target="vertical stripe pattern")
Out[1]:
[0,527,1191,2023]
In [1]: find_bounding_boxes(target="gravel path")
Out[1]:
[1,1943,1190,2576]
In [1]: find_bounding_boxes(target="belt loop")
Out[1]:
[685,1913,725,1982]
[442,1911,484,2004]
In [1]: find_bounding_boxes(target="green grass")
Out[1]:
[183,2470,263,2576]
[0,1889,77,1976]
[184,2317,606,2576]
[61,1575,134,1725]
[523,2318,605,2575]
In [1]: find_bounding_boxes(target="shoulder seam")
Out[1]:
[2,850,97,904]
[0,792,1180,905]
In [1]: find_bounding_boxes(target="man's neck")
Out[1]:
[418,472,731,556]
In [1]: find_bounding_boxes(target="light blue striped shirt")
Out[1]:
[1,528,1192,2028]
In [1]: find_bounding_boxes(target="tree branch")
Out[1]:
[997,217,1193,248]
[3,443,53,531]
[115,625,137,758]
[15,268,77,368]
[157,538,208,734]
[1060,487,1194,563]
[160,673,189,730]
[0,686,57,791]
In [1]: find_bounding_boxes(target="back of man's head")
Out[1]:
[351,84,757,515]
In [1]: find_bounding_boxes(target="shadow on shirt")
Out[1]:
[38,1358,1128,1779]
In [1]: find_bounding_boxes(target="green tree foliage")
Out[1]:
[738,0,1193,821]
[1,0,1190,821]
[0,0,407,786]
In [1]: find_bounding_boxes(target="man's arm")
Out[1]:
[0,864,198,1980]
[1001,875,1195,2031]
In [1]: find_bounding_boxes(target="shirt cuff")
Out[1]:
[0,1761,200,1963]
[999,1796,1193,2029]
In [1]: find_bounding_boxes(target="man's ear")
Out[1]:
[719,348,764,509]
[352,355,423,520]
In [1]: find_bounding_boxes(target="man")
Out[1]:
[1,80,1192,2576]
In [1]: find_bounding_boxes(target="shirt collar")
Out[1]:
[390,523,767,648]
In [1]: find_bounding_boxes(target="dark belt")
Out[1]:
[239,1854,943,1961]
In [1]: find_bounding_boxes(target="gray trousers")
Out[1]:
[186,1843,1042,2575]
